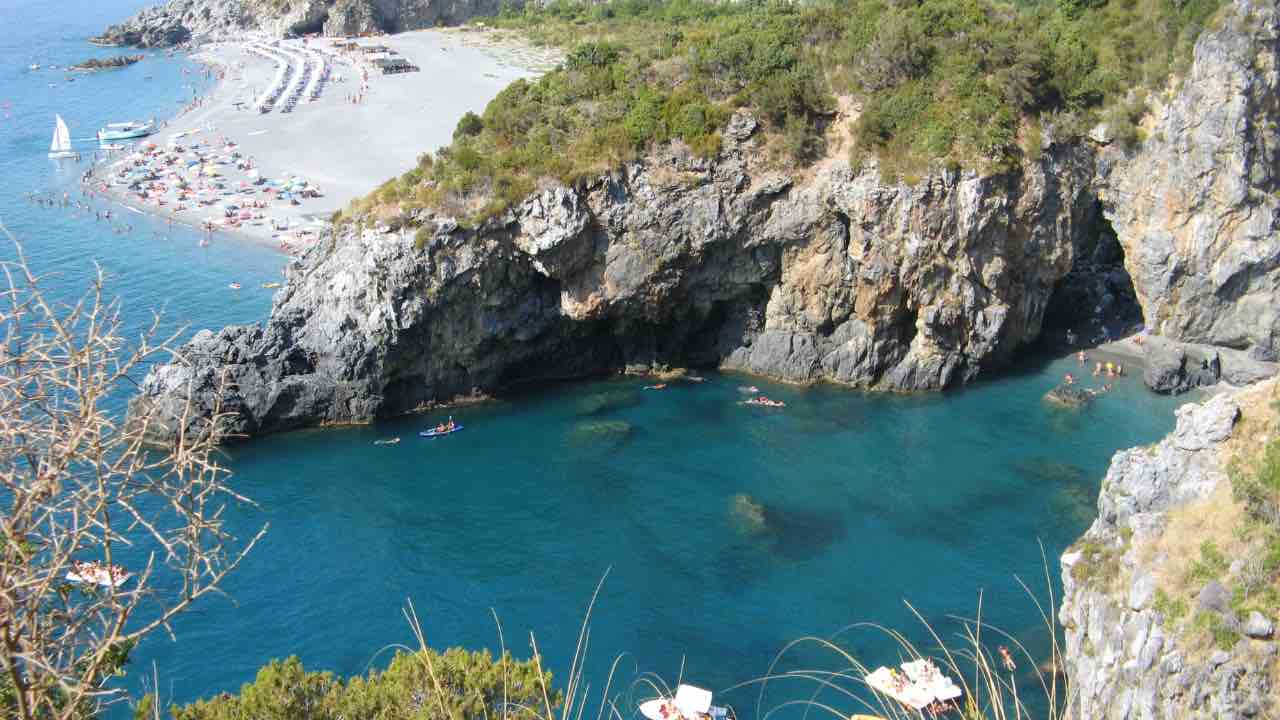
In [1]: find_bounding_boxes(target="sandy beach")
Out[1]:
[85,27,560,249]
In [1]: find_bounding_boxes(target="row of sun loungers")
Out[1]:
[247,43,292,113]
[246,41,334,114]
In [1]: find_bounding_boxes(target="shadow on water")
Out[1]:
[574,387,643,418]
[1011,456,1099,529]
[715,494,849,589]
[563,419,637,459]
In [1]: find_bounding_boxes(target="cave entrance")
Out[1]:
[287,11,329,37]
[1042,202,1143,347]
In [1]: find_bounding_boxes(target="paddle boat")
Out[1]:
[639,684,733,720]
[66,560,131,588]
[864,658,962,715]
[98,119,157,142]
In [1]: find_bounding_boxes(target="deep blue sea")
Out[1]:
[1,2,1189,718]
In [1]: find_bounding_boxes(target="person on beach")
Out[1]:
[1093,361,1102,377]
[1077,350,1086,365]
[1063,373,1075,385]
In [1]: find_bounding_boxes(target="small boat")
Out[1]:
[640,685,732,720]
[100,143,125,151]
[48,114,78,159]
[419,423,464,438]
[261,281,281,289]
[743,396,785,408]
[97,118,157,142]
[737,386,760,394]
[865,658,962,713]
[66,560,131,588]
[228,282,242,290]
[374,437,401,445]
[29,63,40,70]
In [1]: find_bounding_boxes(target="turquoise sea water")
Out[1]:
[2,2,1189,717]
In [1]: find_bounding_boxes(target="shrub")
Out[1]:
[1191,611,1240,651]
[1186,539,1229,584]
[779,113,824,163]
[454,111,485,140]
[343,0,1225,225]
[1153,587,1189,623]
[171,648,561,720]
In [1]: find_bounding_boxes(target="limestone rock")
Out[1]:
[133,143,1096,442]
[1198,581,1232,615]
[1094,0,1280,358]
[97,0,525,46]
[1128,572,1155,611]
[1060,378,1271,719]
[1045,384,1094,408]
[1142,336,1220,394]
[724,110,758,142]
[1245,611,1275,640]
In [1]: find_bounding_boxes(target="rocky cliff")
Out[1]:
[1059,379,1279,719]
[95,0,520,46]
[132,129,1096,440]
[1094,0,1280,359]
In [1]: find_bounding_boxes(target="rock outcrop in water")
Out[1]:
[1059,380,1280,718]
[96,0,521,46]
[71,55,145,70]
[132,135,1094,440]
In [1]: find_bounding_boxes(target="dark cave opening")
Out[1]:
[1042,202,1144,347]
[286,10,329,37]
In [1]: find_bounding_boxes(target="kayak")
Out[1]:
[419,423,463,438]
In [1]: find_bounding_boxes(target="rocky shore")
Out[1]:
[94,0,524,47]
[130,130,1100,441]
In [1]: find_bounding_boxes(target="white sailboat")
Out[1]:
[48,114,77,159]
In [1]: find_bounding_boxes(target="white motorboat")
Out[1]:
[98,118,157,142]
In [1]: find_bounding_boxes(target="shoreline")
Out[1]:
[80,28,561,253]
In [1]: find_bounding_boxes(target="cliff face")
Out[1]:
[1059,381,1278,719]
[129,0,1280,441]
[1095,0,1280,358]
[95,0,521,46]
[132,129,1095,440]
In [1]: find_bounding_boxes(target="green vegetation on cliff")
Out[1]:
[351,0,1224,227]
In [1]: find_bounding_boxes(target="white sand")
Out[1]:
[89,28,559,248]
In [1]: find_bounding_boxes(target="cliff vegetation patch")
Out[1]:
[346,0,1225,228]
[1142,381,1280,652]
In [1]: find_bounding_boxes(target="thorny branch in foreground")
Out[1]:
[0,233,267,720]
